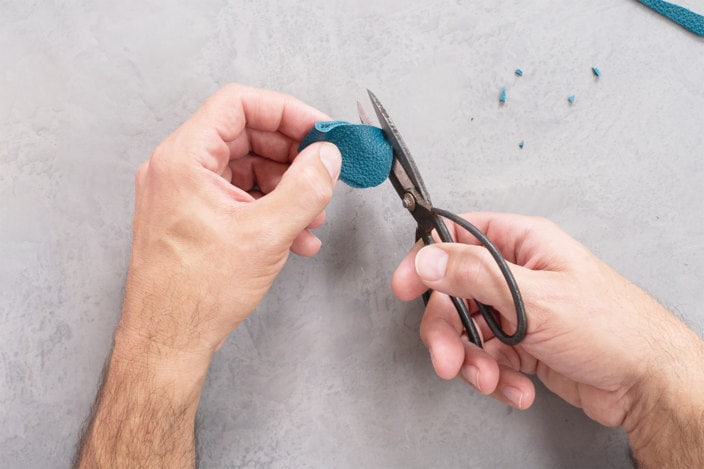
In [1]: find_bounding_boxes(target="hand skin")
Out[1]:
[75,84,341,468]
[392,212,704,468]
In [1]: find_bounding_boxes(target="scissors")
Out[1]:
[358,90,527,348]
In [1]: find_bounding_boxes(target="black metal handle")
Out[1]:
[430,208,527,346]
[419,216,484,347]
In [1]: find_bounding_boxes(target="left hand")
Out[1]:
[117,84,341,367]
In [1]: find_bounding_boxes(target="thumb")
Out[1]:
[258,142,341,243]
[415,243,532,320]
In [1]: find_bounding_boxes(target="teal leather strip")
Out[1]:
[298,121,393,189]
[638,0,704,37]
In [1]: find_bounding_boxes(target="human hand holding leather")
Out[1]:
[118,84,341,366]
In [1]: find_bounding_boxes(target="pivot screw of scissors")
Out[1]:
[402,192,416,211]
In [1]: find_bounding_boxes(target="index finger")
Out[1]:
[444,212,578,267]
[176,84,329,174]
[194,83,329,142]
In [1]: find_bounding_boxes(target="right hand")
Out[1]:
[392,213,704,436]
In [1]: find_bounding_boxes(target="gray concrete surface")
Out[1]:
[2,0,703,467]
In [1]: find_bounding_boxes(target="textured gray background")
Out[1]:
[2,0,703,467]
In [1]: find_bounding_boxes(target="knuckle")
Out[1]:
[456,247,492,286]
[220,82,245,96]
[316,181,334,204]
[209,84,246,108]
[299,165,333,204]
[530,215,558,231]
[147,140,185,180]
[134,161,149,185]
[148,142,170,172]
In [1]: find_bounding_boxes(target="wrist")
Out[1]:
[119,266,228,357]
[111,320,213,406]
[624,328,704,466]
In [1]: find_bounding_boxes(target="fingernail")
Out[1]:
[319,143,341,180]
[501,386,524,409]
[415,246,448,281]
[461,365,481,392]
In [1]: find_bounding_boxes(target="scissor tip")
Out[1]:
[357,100,372,125]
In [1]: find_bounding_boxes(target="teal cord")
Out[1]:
[637,0,704,37]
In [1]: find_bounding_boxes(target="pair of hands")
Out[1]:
[119,84,703,463]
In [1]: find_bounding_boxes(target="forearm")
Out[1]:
[629,402,704,467]
[75,328,210,468]
[626,326,704,468]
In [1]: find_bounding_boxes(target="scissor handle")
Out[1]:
[422,209,527,347]
[418,217,484,347]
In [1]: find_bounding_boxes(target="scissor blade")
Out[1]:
[358,99,416,196]
[366,90,432,203]
[357,101,373,125]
